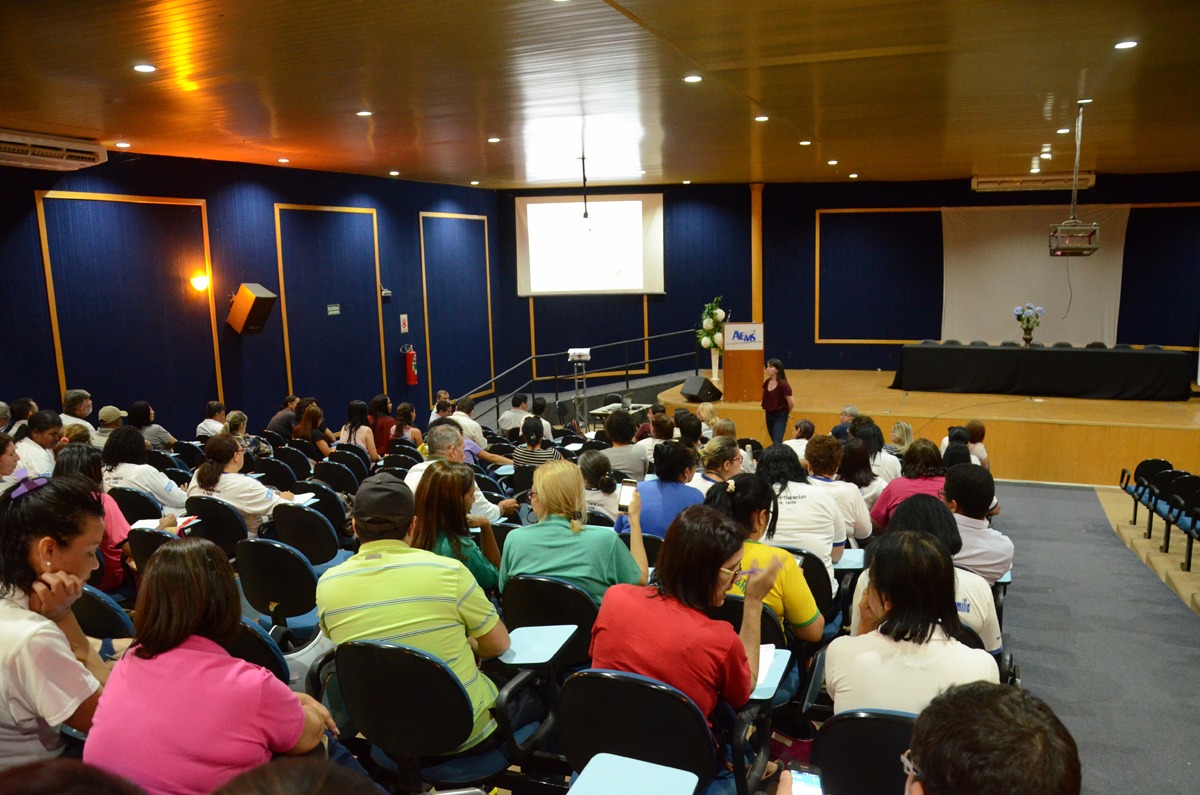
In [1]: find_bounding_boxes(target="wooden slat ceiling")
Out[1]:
[1,0,1197,188]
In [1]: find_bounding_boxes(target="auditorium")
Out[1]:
[1,2,1198,794]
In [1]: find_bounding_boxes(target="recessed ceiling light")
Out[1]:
[682,180,691,185]
[1057,128,1071,134]
[277,158,289,163]
[487,137,501,143]
[1077,98,1093,104]
[1030,167,1041,174]
[1115,41,1138,50]
[115,141,131,148]
[1040,152,1052,159]
[799,140,811,146]
[827,160,838,165]
[470,180,480,185]
[356,110,373,117]
[388,170,399,176]
[683,75,702,83]
[132,64,156,73]
[755,115,769,122]
[849,173,859,179]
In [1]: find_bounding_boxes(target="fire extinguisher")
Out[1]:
[404,345,418,386]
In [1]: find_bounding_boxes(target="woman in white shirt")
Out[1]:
[758,444,842,591]
[802,435,872,546]
[688,436,742,496]
[578,450,620,521]
[101,426,187,512]
[337,400,379,463]
[824,531,999,715]
[851,420,901,484]
[0,433,20,497]
[13,410,64,476]
[187,434,293,536]
[838,437,884,510]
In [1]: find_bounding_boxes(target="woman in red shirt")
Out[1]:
[760,358,794,446]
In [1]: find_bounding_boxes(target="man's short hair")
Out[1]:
[352,472,416,542]
[649,403,665,415]
[435,399,452,413]
[63,389,91,414]
[793,419,815,440]
[943,463,994,520]
[0,402,9,422]
[911,682,1080,795]
[455,396,475,414]
[531,396,547,417]
[425,423,463,457]
[511,393,528,408]
[842,405,859,418]
[604,409,638,444]
[204,400,225,419]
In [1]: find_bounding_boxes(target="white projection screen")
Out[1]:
[515,194,665,296]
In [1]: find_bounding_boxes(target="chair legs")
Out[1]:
[1161,522,1173,554]
[1146,509,1155,539]
[1184,535,1194,573]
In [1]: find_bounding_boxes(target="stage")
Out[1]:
[659,370,1199,486]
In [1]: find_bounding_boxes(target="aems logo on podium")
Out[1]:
[724,323,764,350]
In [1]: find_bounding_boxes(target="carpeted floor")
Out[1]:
[998,482,1200,795]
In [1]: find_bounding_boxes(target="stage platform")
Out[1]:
[660,369,1199,486]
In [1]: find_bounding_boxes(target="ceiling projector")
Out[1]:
[1049,219,1099,257]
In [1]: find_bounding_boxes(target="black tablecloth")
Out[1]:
[891,345,1193,401]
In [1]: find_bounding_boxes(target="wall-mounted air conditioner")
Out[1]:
[972,173,1095,192]
[0,129,107,171]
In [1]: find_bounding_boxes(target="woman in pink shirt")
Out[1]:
[870,439,947,532]
[84,538,337,795]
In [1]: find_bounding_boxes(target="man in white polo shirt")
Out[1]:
[60,389,95,432]
[944,463,1013,585]
[405,424,517,521]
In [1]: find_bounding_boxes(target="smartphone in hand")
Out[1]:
[617,479,638,512]
[788,762,822,795]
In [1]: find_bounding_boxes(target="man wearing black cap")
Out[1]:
[315,471,511,753]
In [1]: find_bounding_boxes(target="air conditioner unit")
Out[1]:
[971,172,1095,192]
[0,129,107,171]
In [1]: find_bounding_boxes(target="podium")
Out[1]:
[720,323,765,402]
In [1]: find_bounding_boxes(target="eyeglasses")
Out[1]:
[719,567,754,580]
[900,749,921,779]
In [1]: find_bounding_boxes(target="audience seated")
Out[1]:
[225,411,271,457]
[316,472,513,754]
[528,396,554,440]
[0,477,108,770]
[410,460,500,589]
[849,418,901,484]
[939,419,990,470]
[706,473,824,645]
[600,409,648,480]
[943,463,1013,585]
[905,682,1080,795]
[511,416,562,468]
[783,418,815,462]
[696,401,719,438]
[614,441,705,539]
[406,425,516,521]
[940,426,981,466]
[839,436,884,509]
[676,412,704,451]
[824,532,998,714]
[53,444,138,597]
[126,401,176,452]
[450,396,488,450]
[850,495,1002,652]
[634,412,674,465]
[830,405,858,440]
[196,401,227,438]
[264,395,300,439]
[391,402,423,450]
[757,445,841,591]
[711,417,756,474]
[497,392,532,436]
[870,439,946,532]
[426,389,451,425]
[62,424,92,447]
[292,404,333,458]
[803,435,873,545]
[296,398,337,446]
[6,398,38,437]
[84,538,343,794]
[886,420,913,458]
[633,403,666,442]
[366,394,394,455]
[0,434,20,498]
[186,435,292,536]
[59,389,95,432]
[689,436,743,496]
[92,406,126,450]
[13,410,63,476]
[336,400,379,463]
[500,460,647,603]
[579,450,619,520]
[101,427,186,512]
[0,402,8,434]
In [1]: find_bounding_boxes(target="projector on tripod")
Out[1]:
[1049,220,1099,257]
[568,348,591,362]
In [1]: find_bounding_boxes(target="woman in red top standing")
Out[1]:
[761,358,794,446]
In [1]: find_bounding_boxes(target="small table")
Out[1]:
[588,402,651,430]
[749,647,791,702]
[498,624,577,666]
[570,753,699,795]
[833,548,865,573]
[492,465,515,477]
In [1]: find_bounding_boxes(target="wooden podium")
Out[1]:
[719,324,765,402]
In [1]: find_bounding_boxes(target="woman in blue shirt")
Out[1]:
[615,441,705,538]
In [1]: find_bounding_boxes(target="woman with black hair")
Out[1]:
[511,416,562,468]
[578,450,619,520]
[870,438,947,532]
[0,476,108,769]
[5,397,38,436]
[186,434,292,536]
[0,433,21,498]
[337,400,379,463]
[850,420,900,484]
[760,358,794,446]
[758,444,841,591]
[839,436,883,509]
[101,426,186,512]
[392,402,423,449]
[613,441,704,539]
[13,410,63,476]
[367,394,394,455]
[126,401,176,452]
[824,531,997,714]
[705,473,824,645]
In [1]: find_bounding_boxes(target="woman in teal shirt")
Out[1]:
[411,460,501,589]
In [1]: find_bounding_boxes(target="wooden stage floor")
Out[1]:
[659,370,1199,486]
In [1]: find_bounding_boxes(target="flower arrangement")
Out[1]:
[697,296,726,350]
[1013,303,1044,331]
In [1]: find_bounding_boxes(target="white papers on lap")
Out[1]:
[290,492,317,506]
[757,644,776,685]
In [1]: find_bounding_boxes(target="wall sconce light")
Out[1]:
[190,274,210,291]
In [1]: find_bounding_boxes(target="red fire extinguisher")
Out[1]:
[404,346,418,386]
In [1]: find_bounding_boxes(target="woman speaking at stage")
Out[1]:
[760,358,794,446]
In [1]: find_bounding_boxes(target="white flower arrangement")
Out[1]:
[697,296,725,350]
[1013,303,1045,331]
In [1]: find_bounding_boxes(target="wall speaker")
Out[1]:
[227,283,277,334]
[680,375,722,403]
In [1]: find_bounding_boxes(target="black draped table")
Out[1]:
[891,344,1193,401]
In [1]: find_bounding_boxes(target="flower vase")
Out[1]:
[1022,328,1034,348]
[710,348,721,382]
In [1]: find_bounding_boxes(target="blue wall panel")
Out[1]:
[1117,206,1200,348]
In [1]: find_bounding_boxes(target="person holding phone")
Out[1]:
[613,441,704,539]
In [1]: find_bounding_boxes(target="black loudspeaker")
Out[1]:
[680,375,722,403]
[226,283,278,334]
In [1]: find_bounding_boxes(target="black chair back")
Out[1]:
[617,532,663,567]
[327,449,368,481]
[384,450,424,469]
[254,457,297,491]
[475,472,506,496]
[502,575,599,669]
[260,429,288,449]
[127,527,178,574]
[185,496,250,559]
[810,711,915,795]
[586,510,615,528]
[580,439,610,452]
[336,640,475,758]
[779,546,835,615]
[275,446,313,479]
[173,440,206,469]
[559,670,716,789]
[511,465,536,494]
[706,594,789,648]
[313,460,360,495]
[222,616,289,683]
[289,437,322,460]
[273,502,342,566]
[236,538,318,625]
[72,585,135,639]
[391,434,419,451]
[162,467,193,487]
[109,486,163,523]
[334,442,372,471]
[300,480,349,535]
[738,437,764,453]
[489,442,516,457]
[146,449,180,472]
